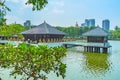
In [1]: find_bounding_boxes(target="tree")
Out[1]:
[0,0,48,26]
[0,43,67,80]
[0,0,48,11]
[0,0,11,26]
[115,26,119,31]
[0,24,26,40]
[0,1,67,80]
[26,0,48,11]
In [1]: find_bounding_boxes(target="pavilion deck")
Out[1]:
[62,42,112,53]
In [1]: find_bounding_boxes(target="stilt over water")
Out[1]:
[63,27,112,53]
[63,42,111,53]
[82,27,112,53]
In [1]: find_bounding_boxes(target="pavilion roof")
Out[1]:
[21,21,66,35]
[82,27,110,37]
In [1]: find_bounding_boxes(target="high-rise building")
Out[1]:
[81,23,85,27]
[102,19,110,31]
[85,19,90,27]
[24,20,31,27]
[89,19,95,27]
[85,19,95,27]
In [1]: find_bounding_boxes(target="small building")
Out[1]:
[24,20,31,27]
[11,35,19,41]
[21,21,66,43]
[0,35,9,40]
[82,27,111,53]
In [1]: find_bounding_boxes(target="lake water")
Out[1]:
[0,40,120,80]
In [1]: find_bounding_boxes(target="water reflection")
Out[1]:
[83,52,111,76]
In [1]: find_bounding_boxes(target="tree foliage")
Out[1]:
[110,26,120,39]
[0,0,48,26]
[26,0,48,11]
[0,0,11,26]
[56,26,96,38]
[0,43,67,80]
[0,24,26,37]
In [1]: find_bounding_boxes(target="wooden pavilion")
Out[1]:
[82,27,111,53]
[21,21,66,43]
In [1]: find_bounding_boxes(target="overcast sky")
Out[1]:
[6,0,120,30]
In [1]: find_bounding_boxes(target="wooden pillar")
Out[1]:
[94,47,97,53]
[89,46,93,52]
[102,48,108,53]
[94,47,100,53]
[93,47,95,52]
[98,47,100,53]
[84,46,86,52]
[64,44,67,48]
[87,47,89,52]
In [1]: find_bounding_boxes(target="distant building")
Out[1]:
[102,19,110,31]
[82,19,95,27]
[89,19,95,27]
[75,22,79,27]
[81,23,85,27]
[85,19,90,27]
[24,20,31,27]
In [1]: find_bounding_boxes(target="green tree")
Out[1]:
[115,26,119,31]
[56,26,96,38]
[109,26,120,39]
[26,0,48,11]
[0,24,26,39]
[0,0,11,26]
[0,0,48,26]
[0,43,67,80]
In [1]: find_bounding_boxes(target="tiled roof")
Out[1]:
[82,27,110,36]
[21,21,66,35]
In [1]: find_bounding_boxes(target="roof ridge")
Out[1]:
[44,22,49,34]
[21,21,66,35]
[82,27,109,36]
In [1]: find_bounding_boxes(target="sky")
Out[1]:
[5,0,120,30]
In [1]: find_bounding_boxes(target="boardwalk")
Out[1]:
[63,42,112,53]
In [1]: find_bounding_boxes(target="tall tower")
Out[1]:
[102,19,110,31]
[75,21,79,27]
[85,19,90,27]
[89,19,95,27]
[85,19,95,27]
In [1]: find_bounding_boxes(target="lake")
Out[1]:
[0,40,120,80]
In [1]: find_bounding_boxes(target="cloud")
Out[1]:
[53,8,64,14]
[6,0,20,3]
[49,1,65,14]
[6,15,24,24]
[50,1,65,7]
[7,0,31,9]
[55,1,65,6]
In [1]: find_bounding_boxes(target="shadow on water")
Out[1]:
[67,46,111,78]
[83,52,111,76]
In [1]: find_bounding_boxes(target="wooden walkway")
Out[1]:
[62,42,112,53]
[62,42,111,48]
[62,43,84,48]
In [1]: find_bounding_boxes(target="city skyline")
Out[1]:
[102,19,110,31]
[5,0,120,30]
